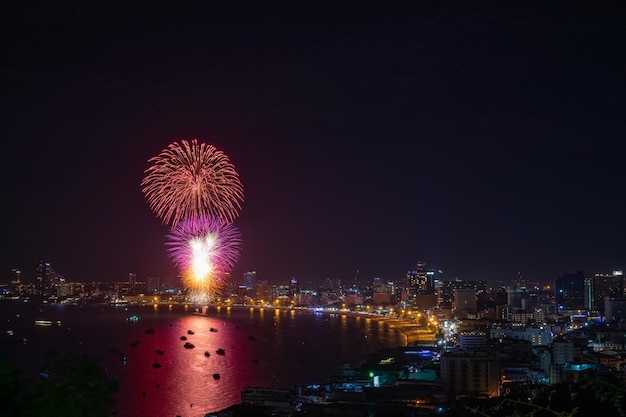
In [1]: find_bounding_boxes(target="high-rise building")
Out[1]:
[507,287,529,310]
[146,276,161,293]
[254,280,271,303]
[440,351,500,398]
[591,271,623,313]
[129,273,137,290]
[289,277,300,297]
[407,261,432,297]
[35,260,56,298]
[438,279,487,309]
[605,297,626,322]
[454,288,477,317]
[554,271,585,312]
[243,271,256,295]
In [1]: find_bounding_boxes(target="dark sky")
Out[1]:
[2,2,625,286]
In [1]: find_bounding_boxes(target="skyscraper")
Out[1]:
[289,277,300,297]
[35,260,55,298]
[591,271,623,313]
[129,272,137,290]
[554,271,585,312]
[243,271,256,295]
[146,276,161,293]
[407,261,432,297]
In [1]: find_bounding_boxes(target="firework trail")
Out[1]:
[142,139,244,226]
[166,216,242,296]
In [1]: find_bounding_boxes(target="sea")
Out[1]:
[0,301,406,417]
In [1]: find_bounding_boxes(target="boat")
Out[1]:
[152,362,161,368]
[212,373,220,379]
[204,351,210,357]
[180,336,187,341]
[156,350,164,355]
[184,342,195,349]
[145,328,155,334]
[251,359,259,363]
[216,348,225,355]
[187,330,194,335]
[248,335,256,340]
[209,327,218,332]
[35,320,61,327]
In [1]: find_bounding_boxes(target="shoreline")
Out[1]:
[206,303,439,348]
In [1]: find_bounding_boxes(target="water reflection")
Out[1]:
[0,303,404,417]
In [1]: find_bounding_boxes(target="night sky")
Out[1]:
[2,2,625,286]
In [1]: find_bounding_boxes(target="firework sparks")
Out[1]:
[142,139,244,226]
[166,216,242,297]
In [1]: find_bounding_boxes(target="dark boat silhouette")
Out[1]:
[184,342,195,349]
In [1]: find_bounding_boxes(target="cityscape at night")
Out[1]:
[2,2,626,416]
[1,261,626,415]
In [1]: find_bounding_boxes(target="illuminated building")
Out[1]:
[459,331,487,350]
[56,278,75,297]
[438,279,486,309]
[590,271,623,313]
[128,272,137,290]
[35,260,55,298]
[406,261,432,297]
[254,280,271,303]
[289,277,300,297]
[243,271,256,295]
[489,326,551,346]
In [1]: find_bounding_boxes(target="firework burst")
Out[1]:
[142,139,244,226]
[166,216,242,297]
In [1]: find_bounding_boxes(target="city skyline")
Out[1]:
[2,3,625,285]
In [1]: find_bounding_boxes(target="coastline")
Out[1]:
[207,303,439,348]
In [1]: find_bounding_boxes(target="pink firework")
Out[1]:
[166,216,242,293]
[142,139,244,226]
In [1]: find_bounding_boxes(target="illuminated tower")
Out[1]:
[10,268,22,296]
[407,261,432,297]
[35,260,55,298]
[128,272,137,290]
